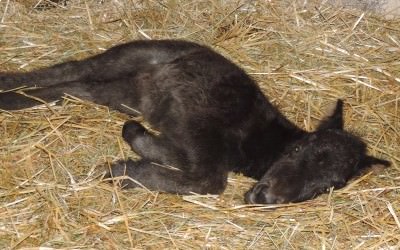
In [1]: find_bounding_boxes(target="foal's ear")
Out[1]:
[317,99,344,130]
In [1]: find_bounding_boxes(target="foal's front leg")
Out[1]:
[107,159,226,194]
[106,120,228,194]
[121,120,179,164]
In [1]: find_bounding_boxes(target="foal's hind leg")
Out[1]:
[0,82,92,110]
[0,91,46,110]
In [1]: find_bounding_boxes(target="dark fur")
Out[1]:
[0,40,390,204]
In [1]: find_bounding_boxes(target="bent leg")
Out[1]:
[108,120,229,194]
[106,159,227,195]
[0,92,46,110]
[122,120,185,164]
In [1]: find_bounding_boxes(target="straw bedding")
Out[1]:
[0,0,399,249]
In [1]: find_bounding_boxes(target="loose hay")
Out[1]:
[0,0,399,249]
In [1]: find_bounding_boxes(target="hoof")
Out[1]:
[122,120,146,143]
